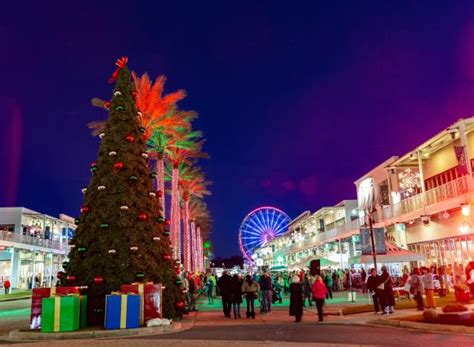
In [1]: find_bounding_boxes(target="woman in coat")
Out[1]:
[231,274,243,319]
[379,266,395,315]
[289,275,304,322]
[241,274,259,319]
[312,275,327,322]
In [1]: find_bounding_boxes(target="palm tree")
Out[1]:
[147,109,197,217]
[179,168,211,271]
[189,199,212,272]
[167,140,207,261]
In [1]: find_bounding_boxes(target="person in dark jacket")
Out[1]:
[289,274,304,322]
[231,274,243,319]
[380,266,395,314]
[218,271,233,318]
[258,272,273,314]
[366,268,380,314]
[302,274,313,307]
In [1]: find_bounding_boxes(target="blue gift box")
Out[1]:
[105,294,140,330]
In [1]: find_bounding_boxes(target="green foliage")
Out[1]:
[65,65,183,324]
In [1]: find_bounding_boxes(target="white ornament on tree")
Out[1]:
[109,151,117,156]
[98,185,106,191]
[114,90,122,96]
[99,132,105,139]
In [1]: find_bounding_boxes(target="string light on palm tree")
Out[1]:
[179,168,211,271]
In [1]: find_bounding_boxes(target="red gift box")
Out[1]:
[120,283,162,325]
[30,286,81,329]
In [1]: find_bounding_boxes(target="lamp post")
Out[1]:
[368,208,378,272]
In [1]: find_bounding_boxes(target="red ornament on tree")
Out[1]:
[94,276,104,284]
[175,301,185,309]
[164,219,171,226]
[138,212,147,221]
[125,134,135,143]
[113,161,124,173]
[103,101,111,109]
[162,254,172,261]
[80,205,90,214]
[132,91,138,98]
[67,275,76,282]
[157,190,163,198]
[57,271,64,279]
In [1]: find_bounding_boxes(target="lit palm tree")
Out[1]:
[167,140,207,261]
[147,109,197,216]
[189,199,212,272]
[179,167,211,271]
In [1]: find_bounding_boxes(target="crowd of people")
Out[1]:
[178,261,474,322]
[180,270,334,322]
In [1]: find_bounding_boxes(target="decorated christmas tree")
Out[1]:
[64,58,183,324]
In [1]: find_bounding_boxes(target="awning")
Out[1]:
[349,242,425,264]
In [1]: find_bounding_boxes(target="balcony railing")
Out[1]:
[378,175,470,222]
[0,230,66,252]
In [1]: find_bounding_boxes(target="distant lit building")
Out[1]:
[0,207,75,289]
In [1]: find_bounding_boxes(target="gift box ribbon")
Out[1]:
[53,296,61,332]
[120,295,127,329]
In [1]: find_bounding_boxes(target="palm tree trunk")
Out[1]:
[191,221,197,271]
[183,199,191,271]
[196,226,203,272]
[170,166,181,261]
[155,155,165,217]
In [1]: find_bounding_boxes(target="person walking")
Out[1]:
[3,279,10,295]
[360,268,367,293]
[332,271,338,292]
[205,275,214,304]
[409,267,424,310]
[421,267,436,309]
[218,271,233,318]
[231,274,243,319]
[187,274,197,312]
[302,274,313,307]
[289,274,304,322]
[367,268,381,314]
[312,275,327,322]
[242,274,259,319]
[380,266,395,315]
[323,271,333,299]
[258,272,273,314]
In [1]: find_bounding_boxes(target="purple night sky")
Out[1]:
[2,2,474,256]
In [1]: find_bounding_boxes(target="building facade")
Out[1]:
[0,207,75,289]
[253,118,474,273]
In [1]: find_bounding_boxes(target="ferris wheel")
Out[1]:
[238,206,292,263]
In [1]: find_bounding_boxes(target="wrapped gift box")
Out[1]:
[30,286,81,329]
[105,294,140,330]
[41,296,80,333]
[121,283,162,325]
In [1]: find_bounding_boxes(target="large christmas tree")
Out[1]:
[64,58,183,324]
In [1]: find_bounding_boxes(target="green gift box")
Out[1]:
[79,295,88,328]
[41,296,80,333]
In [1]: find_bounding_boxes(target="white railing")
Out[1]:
[377,176,469,222]
[0,230,65,251]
